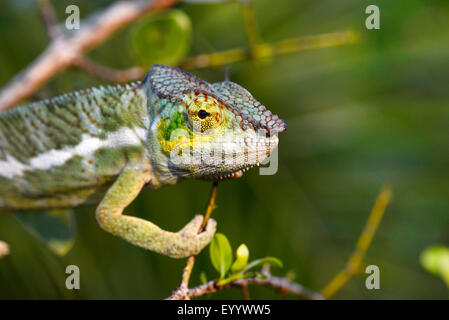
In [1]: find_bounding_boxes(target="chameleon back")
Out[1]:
[0,84,149,212]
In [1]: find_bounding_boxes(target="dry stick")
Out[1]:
[188,275,324,300]
[241,283,251,300]
[167,181,219,300]
[0,0,178,112]
[38,0,61,39]
[199,181,219,231]
[321,185,393,299]
[74,57,146,83]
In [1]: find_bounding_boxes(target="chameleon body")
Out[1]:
[0,65,286,258]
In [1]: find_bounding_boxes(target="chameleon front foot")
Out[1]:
[174,215,217,258]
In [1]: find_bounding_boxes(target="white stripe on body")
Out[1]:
[0,126,147,179]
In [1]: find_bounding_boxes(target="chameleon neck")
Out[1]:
[143,81,185,188]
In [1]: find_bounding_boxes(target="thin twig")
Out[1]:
[167,182,219,300]
[179,30,357,69]
[240,283,251,300]
[199,181,219,231]
[321,185,393,299]
[74,57,146,83]
[241,0,262,49]
[187,275,324,300]
[70,30,358,83]
[37,0,61,39]
[0,0,178,112]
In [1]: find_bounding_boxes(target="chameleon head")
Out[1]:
[146,65,286,184]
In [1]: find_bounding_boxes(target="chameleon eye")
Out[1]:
[198,109,209,120]
[184,91,223,132]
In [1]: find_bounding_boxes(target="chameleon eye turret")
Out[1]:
[184,91,224,132]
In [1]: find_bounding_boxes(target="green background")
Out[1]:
[0,0,448,299]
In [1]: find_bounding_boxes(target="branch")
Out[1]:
[321,185,393,299]
[73,30,358,83]
[74,57,146,83]
[38,0,61,39]
[241,282,251,300]
[175,273,324,300]
[240,0,262,49]
[179,30,357,69]
[0,0,178,112]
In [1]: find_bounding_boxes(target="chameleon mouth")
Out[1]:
[195,132,279,181]
[200,162,261,181]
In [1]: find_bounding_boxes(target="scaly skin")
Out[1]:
[0,65,286,258]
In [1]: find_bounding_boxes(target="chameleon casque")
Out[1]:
[0,65,286,258]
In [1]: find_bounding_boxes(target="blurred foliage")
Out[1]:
[421,246,449,289]
[16,210,76,257]
[1,0,449,299]
[132,9,192,66]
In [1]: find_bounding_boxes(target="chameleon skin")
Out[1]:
[0,65,286,258]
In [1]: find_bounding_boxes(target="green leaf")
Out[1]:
[420,246,449,286]
[256,272,269,280]
[231,243,249,274]
[244,256,283,272]
[217,273,248,286]
[209,233,233,279]
[217,271,262,286]
[132,9,192,66]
